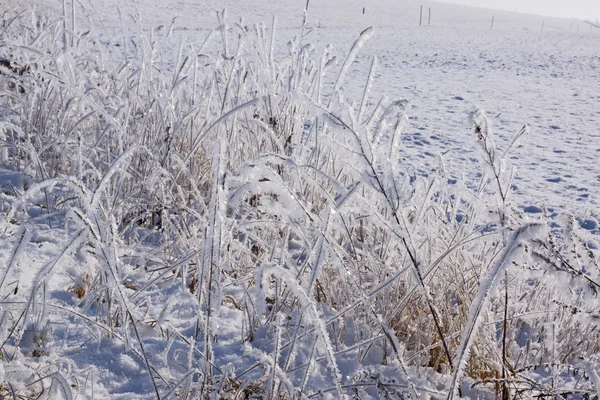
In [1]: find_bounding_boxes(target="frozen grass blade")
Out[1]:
[0,228,31,291]
[329,26,373,106]
[358,56,377,124]
[447,222,545,398]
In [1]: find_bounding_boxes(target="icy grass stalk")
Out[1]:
[329,26,373,105]
[0,228,31,291]
[262,262,344,398]
[323,105,460,377]
[447,222,545,398]
[201,135,225,381]
[358,55,377,125]
[471,109,529,228]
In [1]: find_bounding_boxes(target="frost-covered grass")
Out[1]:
[1,5,600,399]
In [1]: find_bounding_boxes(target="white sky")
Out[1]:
[440,0,600,21]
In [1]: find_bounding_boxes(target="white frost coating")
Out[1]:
[185,97,262,162]
[371,99,409,147]
[7,179,60,221]
[90,146,137,208]
[51,372,73,400]
[242,342,296,395]
[261,262,345,399]
[306,208,331,297]
[157,290,201,326]
[269,15,277,77]
[316,46,334,104]
[0,123,24,164]
[329,26,373,106]
[586,362,600,399]
[447,222,547,399]
[382,326,419,399]
[0,227,32,290]
[31,229,87,292]
[358,56,377,124]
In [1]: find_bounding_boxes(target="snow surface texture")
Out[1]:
[0,0,599,398]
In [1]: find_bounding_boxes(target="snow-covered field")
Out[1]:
[1,0,600,398]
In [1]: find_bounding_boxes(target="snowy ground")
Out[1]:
[2,0,600,398]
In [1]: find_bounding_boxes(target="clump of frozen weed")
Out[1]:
[0,5,599,400]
